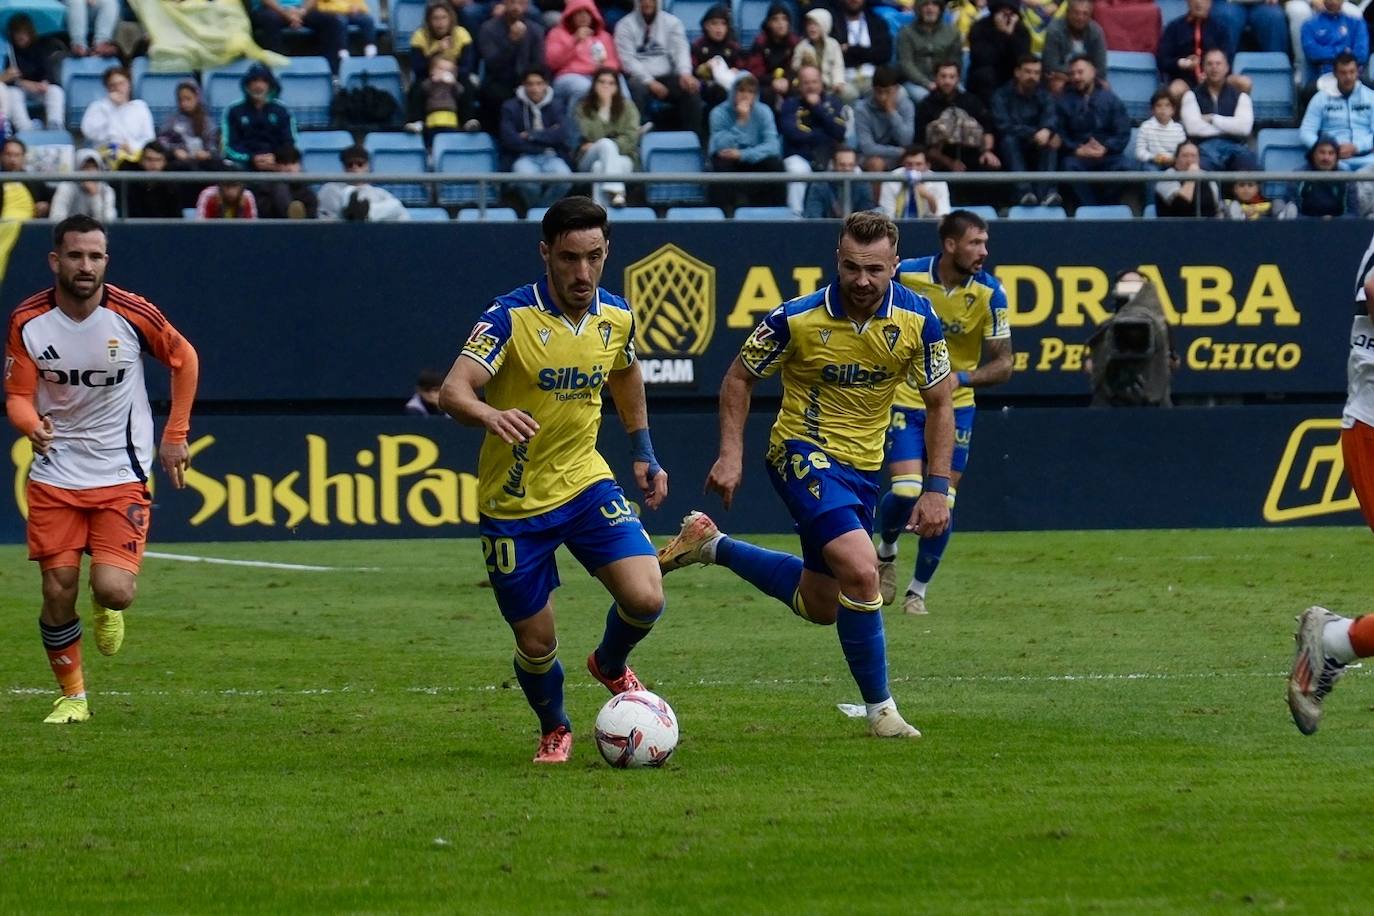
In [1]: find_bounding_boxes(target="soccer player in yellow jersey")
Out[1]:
[876,210,1013,615]
[439,197,669,764]
[659,212,955,738]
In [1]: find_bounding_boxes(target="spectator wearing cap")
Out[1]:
[1158,0,1232,101]
[707,72,785,212]
[793,7,849,101]
[317,145,410,220]
[691,4,745,110]
[991,53,1061,206]
[1180,48,1258,172]
[856,64,917,172]
[896,0,962,105]
[1299,0,1368,86]
[1299,52,1374,170]
[158,81,221,168]
[967,0,1031,105]
[744,2,800,110]
[500,68,573,209]
[831,0,893,98]
[1041,0,1107,95]
[1056,54,1132,206]
[222,64,298,171]
[614,0,702,134]
[1293,136,1358,216]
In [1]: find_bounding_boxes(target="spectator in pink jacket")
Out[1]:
[546,0,621,113]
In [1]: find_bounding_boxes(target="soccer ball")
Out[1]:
[593,690,679,768]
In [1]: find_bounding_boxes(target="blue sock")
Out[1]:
[878,489,918,546]
[914,513,955,589]
[594,602,663,678]
[836,594,889,704]
[716,536,804,610]
[514,645,569,734]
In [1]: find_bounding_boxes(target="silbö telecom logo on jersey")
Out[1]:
[624,243,716,386]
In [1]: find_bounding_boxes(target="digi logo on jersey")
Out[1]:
[39,367,128,387]
[624,243,716,386]
[821,363,893,387]
[537,365,606,400]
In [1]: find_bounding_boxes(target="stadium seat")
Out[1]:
[433,132,499,205]
[136,71,195,129]
[392,0,427,41]
[1106,51,1161,122]
[456,206,519,221]
[641,130,705,205]
[961,204,999,220]
[276,58,335,129]
[1235,52,1295,124]
[339,56,405,113]
[16,127,73,172]
[203,59,256,118]
[1257,127,1303,162]
[408,207,454,221]
[61,56,115,130]
[1261,145,1307,199]
[182,207,198,219]
[607,206,658,220]
[16,127,74,148]
[1074,204,1134,219]
[666,206,726,220]
[363,131,428,204]
[298,129,354,173]
[525,206,549,221]
[1007,204,1068,219]
[362,0,389,38]
[1156,0,1187,26]
[733,206,797,220]
[668,0,719,40]
[736,0,788,45]
[1142,202,1156,218]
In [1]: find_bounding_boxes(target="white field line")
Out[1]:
[6,668,1360,698]
[143,551,381,572]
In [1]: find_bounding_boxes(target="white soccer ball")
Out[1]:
[593,690,679,768]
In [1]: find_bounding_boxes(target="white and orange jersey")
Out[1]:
[5,284,197,490]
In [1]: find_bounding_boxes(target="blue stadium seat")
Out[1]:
[203,59,256,118]
[393,0,427,42]
[129,56,149,87]
[525,206,549,221]
[668,0,720,40]
[1107,51,1161,122]
[666,206,726,220]
[1262,144,1307,199]
[607,206,658,220]
[182,207,198,219]
[1142,202,1156,218]
[363,131,427,204]
[298,129,354,173]
[434,132,499,205]
[1235,52,1295,124]
[733,206,797,220]
[961,205,999,220]
[276,58,335,129]
[16,127,74,148]
[736,0,789,46]
[1257,127,1303,162]
[362,0,389,38]
[1074,204,1134,219]
[61,56,115,131]
[456,206,519,221]
[1007,204,1068,219]
[136,71,195,129]
[409,207,454,221]
[339,56,405,112]
[641,130,705,205]
[1157,0,1187,26]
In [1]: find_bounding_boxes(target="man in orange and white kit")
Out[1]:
[1288,229,1374,735]
[5,215,199,724]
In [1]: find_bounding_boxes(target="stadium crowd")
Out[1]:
[0,0,1372,219]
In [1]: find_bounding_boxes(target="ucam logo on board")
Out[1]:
[624,243,716,386]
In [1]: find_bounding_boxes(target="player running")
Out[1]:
[439,196,669,764]
[875,210,1012,616]
[1288,226,1374,735]
[4,215,199,724]
[659,211,954,738]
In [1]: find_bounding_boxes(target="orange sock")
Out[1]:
[39,618,85,697]
[1350,615,1374,659]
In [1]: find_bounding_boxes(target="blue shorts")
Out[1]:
[765,439,880,576]
[885,405,977,474]
[478,479,657,624]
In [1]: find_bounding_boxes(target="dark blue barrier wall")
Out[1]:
[0,220,1362,402]
[1,407,1364,542]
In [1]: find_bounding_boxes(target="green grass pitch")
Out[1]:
[2,528,1372,914]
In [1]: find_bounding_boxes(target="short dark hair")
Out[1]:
[1174,139,1198,156]
[520,67,551,84]
[1068,53,1096,69]
[1335,51,1359,69]
[141,140,168,157]
[840,210,898,250]
[53,215,106,250]
[938,209,987,244]
[103,65,129,87]
[541,195,608,245]
[735,73,759,94]
[872,65,901,89]
[901,144,927,160]
[1150,87,1173,107]
[1015,53,1041,69]
[340,144,369,166]
[934,60,961,76]
[4,137,25,153]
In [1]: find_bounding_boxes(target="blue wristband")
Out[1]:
[629,428,662,478]
[956,371,970,387]
[924,475,950,496]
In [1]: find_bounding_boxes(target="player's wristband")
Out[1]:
[924,475,951,496]
[956,371,970,387]
[629,428,663,479]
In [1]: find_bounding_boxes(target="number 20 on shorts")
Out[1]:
[481,536,517,574]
